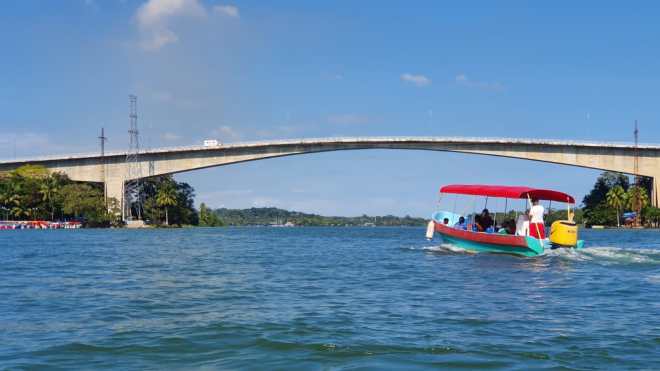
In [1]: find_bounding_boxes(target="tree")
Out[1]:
[582,172,630,211]
[199,203,224,227]
[0,165,119,227]
[642,206,660,228]
[606,185,626,227]
[626,185,649,227]
[583,203,617,227]
[39,174,62,221]
[141,176,198,226]
[156,183,177,226]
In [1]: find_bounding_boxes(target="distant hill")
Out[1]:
[212,207,427,227]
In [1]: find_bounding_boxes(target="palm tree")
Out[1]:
[39,175,59,221]
[606,185,626,227]
[156,184,177,226]
[9,194,26,220]
[626,185,649,227]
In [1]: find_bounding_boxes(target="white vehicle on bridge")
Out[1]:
[203,139,221,147]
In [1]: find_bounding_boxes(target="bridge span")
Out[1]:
[1,136,659,209]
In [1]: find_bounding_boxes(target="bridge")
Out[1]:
[1,136,659,213]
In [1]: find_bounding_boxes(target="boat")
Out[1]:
[426,184,584,257]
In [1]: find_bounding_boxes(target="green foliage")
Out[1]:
[642,206,660,228]
[606,185,626,227]
[583,202,617,227]
[0,165,120,227]
[211,207,427,227]
[199,203,224,227]
[581,172,635,227]
[141,176,199,226]
[626,185,649,227]
[582,172,630,210]
[626,185,649,212]
[156,182,177,226]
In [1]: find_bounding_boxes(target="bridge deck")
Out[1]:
[2,136,660,165]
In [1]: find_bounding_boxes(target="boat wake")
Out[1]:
[421,244,476,255]
[409,242,660,265]
[543,246,660,265]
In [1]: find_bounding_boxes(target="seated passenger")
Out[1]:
[474,215,484,232]
[453,216,466,229]
[498,220,516,235]
[480,209,494,230]
[443,218,450,225]
[505,220,516,234]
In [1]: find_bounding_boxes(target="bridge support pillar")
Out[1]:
[106,178,125,218]
[653,173,660,208]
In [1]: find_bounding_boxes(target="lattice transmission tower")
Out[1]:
[124,95,143,221]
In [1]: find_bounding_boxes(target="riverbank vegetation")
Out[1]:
[3,165,659,228]
[210,207,427,226]
[0,165,198,228]
[582,171,659,227]
[0,165,119,227]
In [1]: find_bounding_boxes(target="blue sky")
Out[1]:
[1,1,659,216]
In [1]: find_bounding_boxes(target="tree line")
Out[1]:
[0,165,198,227]
[208,207,427,226]
[582,172,660,227]
[4,165,659,228]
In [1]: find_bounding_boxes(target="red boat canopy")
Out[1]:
[440,184,575,203]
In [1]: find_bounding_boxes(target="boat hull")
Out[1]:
[434,223,564,257]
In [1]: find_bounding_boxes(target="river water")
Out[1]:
[1,227,659,369]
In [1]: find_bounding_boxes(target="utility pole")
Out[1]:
[98,128,108,207]
[634,120,639,186]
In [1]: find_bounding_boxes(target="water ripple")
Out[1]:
[1,227,658,369]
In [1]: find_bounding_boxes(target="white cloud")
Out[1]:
[135,0,207,51]
[211,125,242,141]
[455,74,504,91]
[213,4,239,18]
[401,73,431,87]
[137,0,205,27]
[327,114,370,125]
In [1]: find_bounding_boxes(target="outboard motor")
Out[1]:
[549,220,578,248]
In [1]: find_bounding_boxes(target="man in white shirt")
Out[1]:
[528,199,545,239]
[515,213,529,236]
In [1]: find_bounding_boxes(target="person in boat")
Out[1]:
[480,209,494,231]
[528,198,546,239]
[473,215,483,232]
[498,220,516,235]
[516,211,529,236]
[454,216,466,229]
[443,218,450,225]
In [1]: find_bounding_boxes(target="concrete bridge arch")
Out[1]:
[1,137,659,214]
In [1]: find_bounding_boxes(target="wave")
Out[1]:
[408,242,660,265]
[545,246,660,265]
[400,244,476,255]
